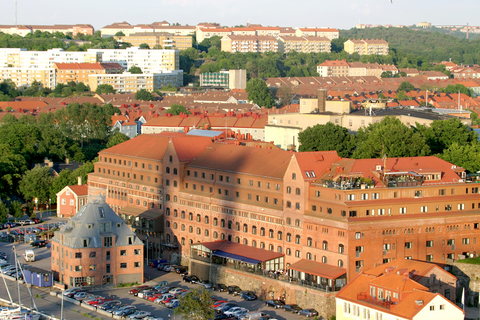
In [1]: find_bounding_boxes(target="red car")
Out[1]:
[129,285,149,295]
[213,300,227,308]
[148,294,163,302]
[85,297,106,305]
[32,218,42,224]
[91,299,112,306]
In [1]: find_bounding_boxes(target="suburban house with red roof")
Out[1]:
[335,262,464,320]
[56,177,89,218]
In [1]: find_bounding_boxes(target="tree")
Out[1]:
[395,90,411,101]
[139,43,150,49]
[381,71,393,78]
[0,144,28,197]
[115,31,125,36]
[276,85,294,107]
[128,66,143,74]
[134,89,155,101]
[95,84,116,94]
[19,165,54,204]
[166,104,191,115]
[106,131,130,148]
[75,82,88,92]
[437,142,480,173]
[398,81,415,91]
[174,288,214,320]
[354,117,430,159]
[245,78,275,108]
[298,123,356,157]
[421,118,478,155]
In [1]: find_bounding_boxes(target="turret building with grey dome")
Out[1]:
[51,198,144,287]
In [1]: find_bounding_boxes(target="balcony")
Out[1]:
[356,292,396,310]
[322,177,374,190]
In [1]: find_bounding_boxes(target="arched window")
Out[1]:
[169,155,172,162]
[166,208,170,216]
[252,240,257,247]
[221,219,225,228]
[196,214,201,222]
[189,226,193,233]
[221,233,226,240]
[235,222,240,231]
[173,181,177,187]
[205,216,209,224]
[181,211,185,219]
[322,256,327,263]
[196,228,201,235]
[181,224,185,231]
[338,260,344,267]
[295,219,301,227]
[323,241,328,250]
[286,217,291,225]
[243,224,248,232]
[173,222,177,229]
[166,179,170,186]
[277,231,283,240]
[213,218,218,226]
[296,188,301,195]
[166,167,170,174]
[260,242,265,249]
[166,221,170,228]
[269,244,274,251]
[307,237,313,247]
[306,252,312,260]
[269,229,274,238]
[286,248,291,255]
[173,168,178,175]
[243,239,248,245]
[165,194,170,201]
[205,229,209,236]
[235,237,240,243]
[252,226,257,235]
[286,233,292,242]
[260,228,265,236]
[181,237,185,245]
[173,196,177,202]
[228,221,232,229]
[213,231,218,239]
[189,212,193,221]
[295,250,300,258]
[339,244,344,254]
[295,235,301,244]
[286,201,291,208]
[173,209,178,217]
[295,202,301,210]
[286,186,292,194]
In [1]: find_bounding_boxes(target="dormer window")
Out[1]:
[99,207,105,218]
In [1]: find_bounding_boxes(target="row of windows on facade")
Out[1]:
[385,224,480,237]
[167,210,303,228]
[101,155,173,169]
[54,258,141,271]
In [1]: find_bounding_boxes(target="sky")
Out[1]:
[0,0,479,31]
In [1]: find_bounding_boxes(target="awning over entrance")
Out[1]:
[119,206,161,220]
[213,250,261,264]
[289,259,346,280]
[200,240,284,263]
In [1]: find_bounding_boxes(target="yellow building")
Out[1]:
[344,39,389,56]
[221,35,278,53]
[54,62,124,85]
[295,28,339,40]
[0,67,56,89]
[278,36,331,53]
[196,28,232,43]
[116,33,192,50]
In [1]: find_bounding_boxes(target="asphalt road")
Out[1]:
[0,217,313,320]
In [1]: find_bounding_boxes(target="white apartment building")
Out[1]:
[0,48,101,69]
[87,47,179,73]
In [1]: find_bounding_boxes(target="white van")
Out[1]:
[240,312,268,320]
[23,250,35,262]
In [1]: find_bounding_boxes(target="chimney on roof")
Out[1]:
[78,176,82,185]
[65,158,70,165]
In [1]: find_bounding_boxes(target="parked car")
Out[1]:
[176,266,188,274]
[227,285,242,296]
[98,300,121,311]
[129,285,150,295]
[4,222,15,228]
[63,288,87,298]
[138,289,156,299]
[18,220,34,226]
[30,240,47,248]
[224,307,248,317]
[298,309,318,317]
[148,294,163,302]
[127,310,152,319]
[183,275,200,283]
[169,288,186,295]
[165,298,179,308]
[239,291,257,301]
[73,292,94,301]
[265,300,285,309]
[155,281,168,288]
[32,218,42,224]
[283,304,302,314]
[216,302,238,312]
[142,290,159,300]
[157,286,175,294]
[113,306,136,316]
[212,284,228,292]
[198,280,213,289]
[117,308,137,318]
[213,300,227,308]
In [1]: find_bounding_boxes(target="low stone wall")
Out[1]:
[451,261,480,306]
[209,263,336,319]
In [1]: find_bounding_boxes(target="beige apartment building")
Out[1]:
[196,28,233,43]
[0,24,94,36]
[295,28,339,40]
[344,39,389,56]
[316,60,349,77]
[87,70,183,93]
[116,33,192,50]
[0,67,56,89]
[278,36,331,53]
[221,35,278,53]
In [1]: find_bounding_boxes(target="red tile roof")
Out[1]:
[289,259,346,279]
[68,185,88,196]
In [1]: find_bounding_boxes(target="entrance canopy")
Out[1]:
[289,259,346,280]
[213,250,261,264]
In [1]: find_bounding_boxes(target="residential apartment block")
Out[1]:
[278,36,331,53]
[88,47,180,72]
[344,39,389,56]
[87,70,183,93]
[0,67,56,90]
[51,200,144,287]
[316,60,397,78]
[0,24,94,36]
[295,28,339,40]
[317,60,350,77]
[88,133,480,292]
[54,62,124,85]
[221,35,278,53]
[199,69,247,89]
[115,33,192,50]
[0,48,101,69]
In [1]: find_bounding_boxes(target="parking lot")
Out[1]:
[0,218,317,320]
